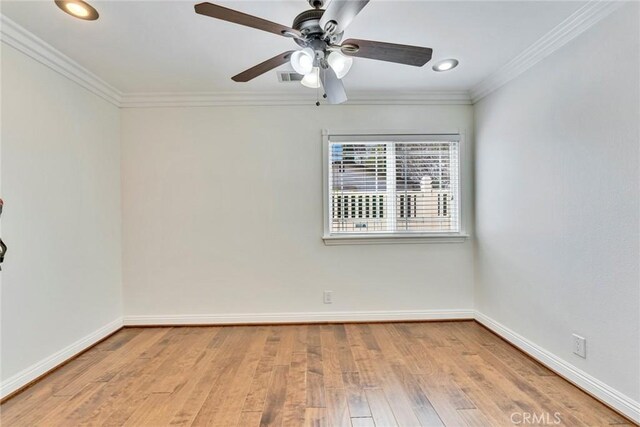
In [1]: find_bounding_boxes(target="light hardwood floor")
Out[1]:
[0,321,633,426]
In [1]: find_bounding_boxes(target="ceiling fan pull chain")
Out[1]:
[316,67,323,106]
[321,62,328,101]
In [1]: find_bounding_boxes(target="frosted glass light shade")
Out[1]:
[327,51,353,79]
[301,68,321,88]
[290,48,315,75]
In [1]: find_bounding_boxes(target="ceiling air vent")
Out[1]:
[277,71,304,83]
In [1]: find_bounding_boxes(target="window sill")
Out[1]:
[322,233,469,246]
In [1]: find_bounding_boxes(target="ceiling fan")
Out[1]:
[194,0,433,105]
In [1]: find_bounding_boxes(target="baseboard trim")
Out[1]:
[123,309,474,326]
[0,317,124,402]
[474,311,640,424]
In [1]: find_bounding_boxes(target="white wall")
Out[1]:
[474,2,639,404]
[1,45,122,384]
[121,105,474,319]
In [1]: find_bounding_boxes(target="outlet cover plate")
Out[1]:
[323,291,333,304]
[573,334,586,358]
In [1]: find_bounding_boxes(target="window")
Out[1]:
[323,132,465,243]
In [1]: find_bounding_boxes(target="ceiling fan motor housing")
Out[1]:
[292,9,343,48]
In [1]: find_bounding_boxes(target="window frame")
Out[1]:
[322,129,469,245]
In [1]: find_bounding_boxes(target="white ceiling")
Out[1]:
[1,0,585,94]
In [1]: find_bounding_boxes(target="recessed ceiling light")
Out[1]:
[55,0,99,20]
[432,59,459,72]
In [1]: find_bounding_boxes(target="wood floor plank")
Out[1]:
[406,324,478,427]
[364,388,399,427]
[54,328,170,396]
[172,327,254,426]
[238,411,264,427]
[306,326,326,408]
[243,329,284,412]
[37,381,108,426]
[101,331,219,426]
[121,392,171,427]
[146,327,218,394]
[334,324,358,373]
[320,325,346,389]
[350,417,376,427]
[410,329,477,427]
[367,324,424,426]
[2,394,70,427]
[293,324,309,354]
[304,407,328,427]
[138,331,239,425]
[208,326,271,427]
[438,345,524,425]
[390,363,444,426]
[325,388,351,427]
[0,321,629,427]
[342,372,372,419]
[79,356,161,425]
[260,365,290,427]
[282,352,308,427]
[456,407,493,427]
[345,324,381,388]
[275,326,296,366]
[191,327,260,426]
[168,349,235,426]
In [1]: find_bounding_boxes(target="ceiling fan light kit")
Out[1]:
[194,0,434,105]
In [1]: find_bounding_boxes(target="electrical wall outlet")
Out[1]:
[323,290,333,304]
[572,334,586,358]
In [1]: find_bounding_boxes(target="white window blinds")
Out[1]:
[327,135,460,235]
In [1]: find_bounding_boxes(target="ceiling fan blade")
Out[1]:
[319,66,347,105]
[232,51,296,82]
[320,0,369,34]
[341,38,433,67]
[195,2,301,38]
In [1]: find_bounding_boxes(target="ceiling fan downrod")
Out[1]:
[308,0,326,9]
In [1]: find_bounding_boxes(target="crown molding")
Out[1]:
[119,90,472,108]
[470,0,624,103]
[0,15,123,107]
